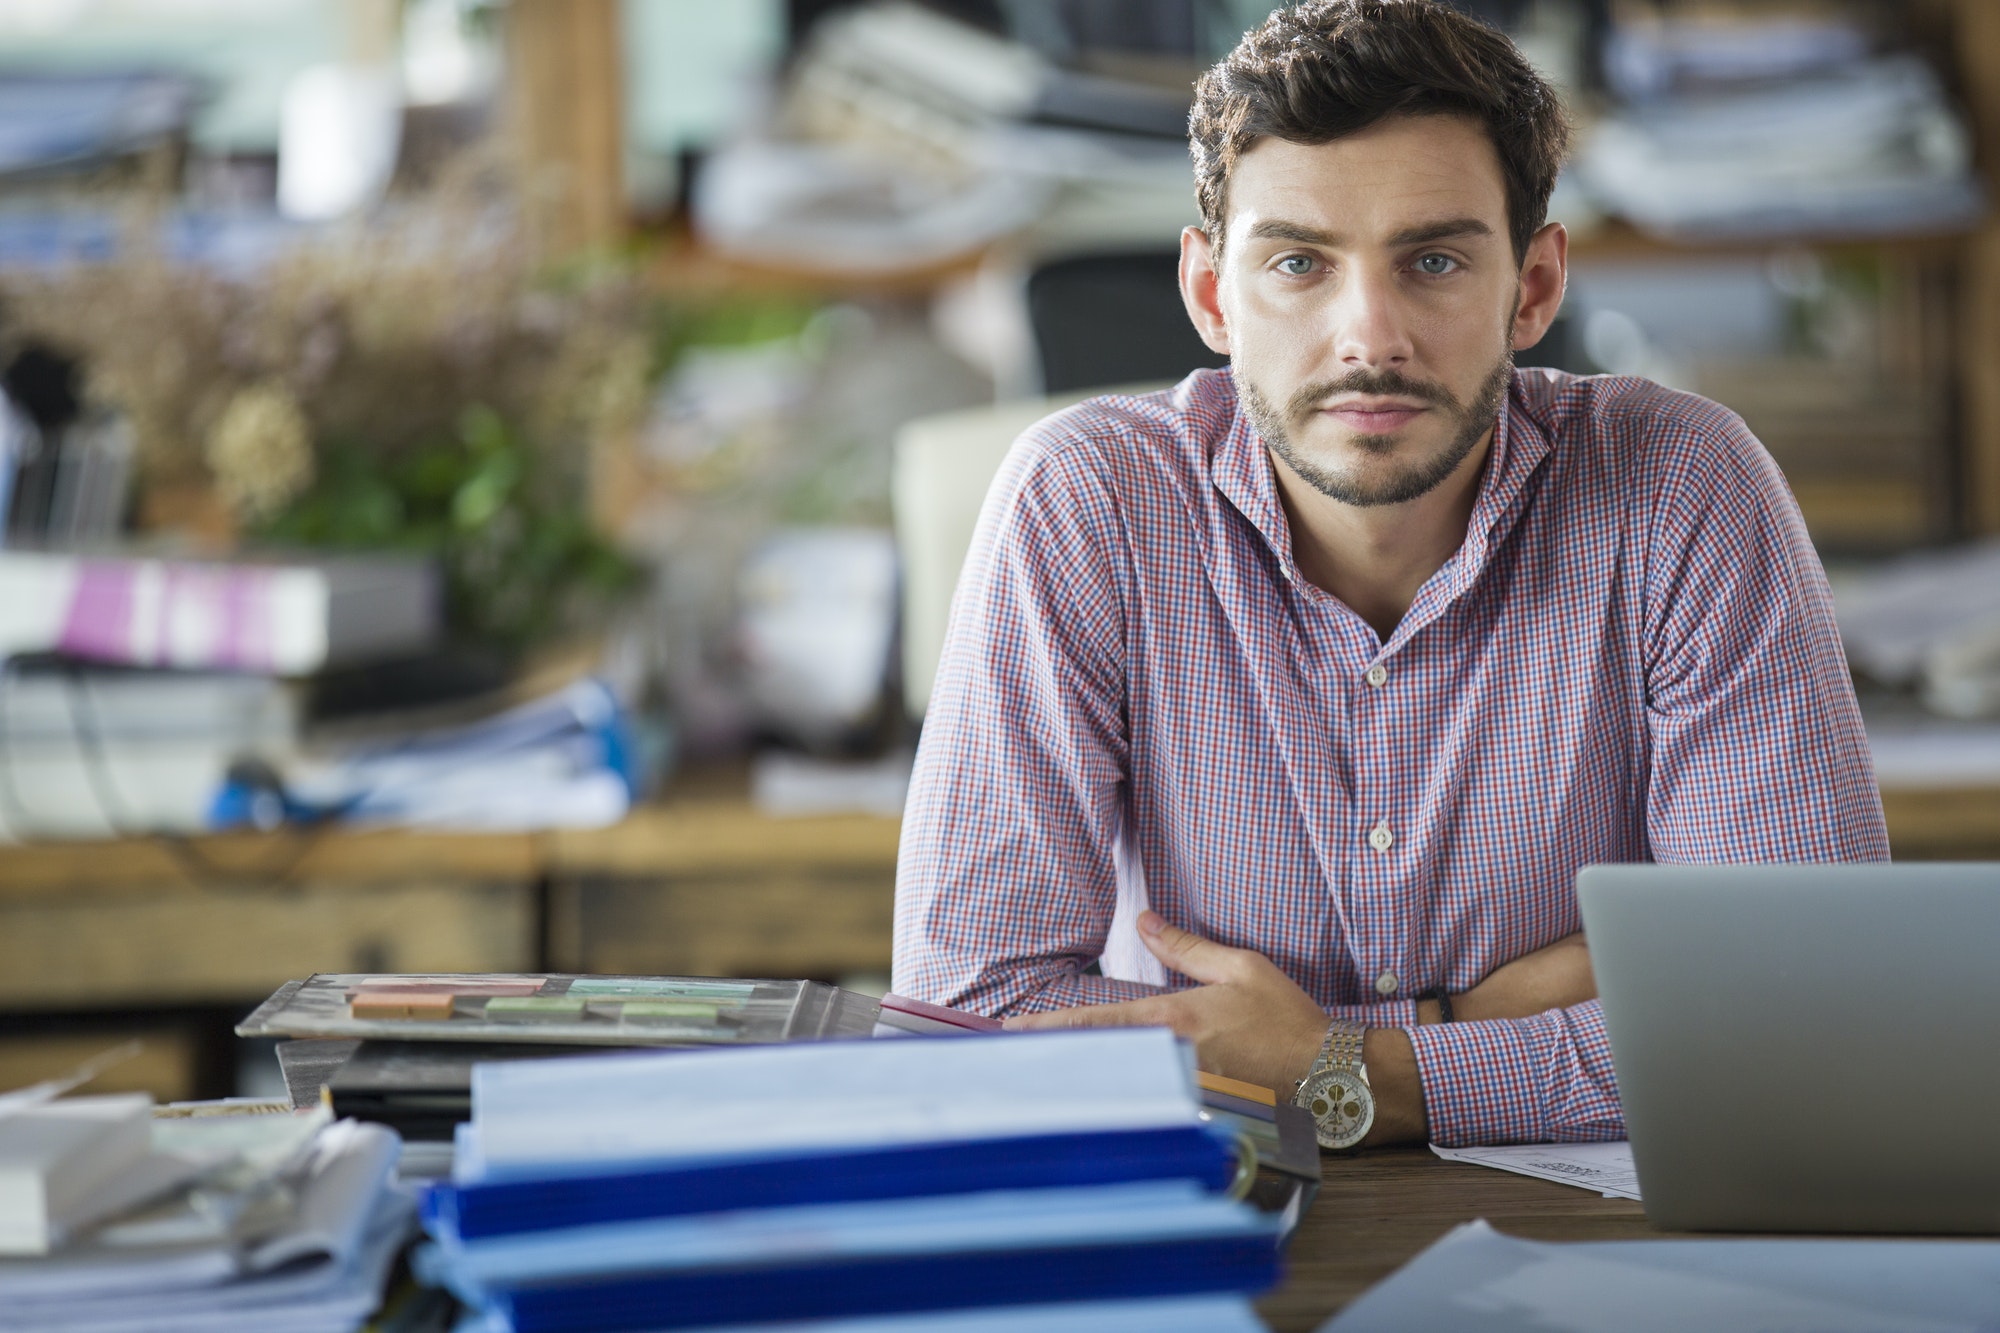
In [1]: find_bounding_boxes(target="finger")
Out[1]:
[1003,997,1178,1032]
[1136,910,1253,985]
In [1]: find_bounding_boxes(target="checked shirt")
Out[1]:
[891,366,1888,1146]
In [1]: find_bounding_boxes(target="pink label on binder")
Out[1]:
[56,562,137,662]
[58,560,276,670]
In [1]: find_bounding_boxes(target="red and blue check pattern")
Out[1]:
[892,367,1888,1146]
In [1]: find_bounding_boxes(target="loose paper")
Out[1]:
[1430,1140,1642,1200]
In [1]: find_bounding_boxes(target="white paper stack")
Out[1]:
[0,1106,411,1333]
[0,1094,152,1255]
[1579,53,1984,240]
[0,669,299,840]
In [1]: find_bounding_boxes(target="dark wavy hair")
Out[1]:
[1190,0,1571,263]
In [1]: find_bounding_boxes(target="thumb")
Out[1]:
[1136,910,1246,985]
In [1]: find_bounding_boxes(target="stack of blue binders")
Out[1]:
[415,1028,1283,1332]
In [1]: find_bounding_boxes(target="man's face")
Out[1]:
[1203,115,1524,508]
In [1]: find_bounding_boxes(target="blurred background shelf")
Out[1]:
[0,766,1987,1104]
[0,765,901,1102]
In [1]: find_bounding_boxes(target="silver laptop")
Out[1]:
[1577,862,2000,1234]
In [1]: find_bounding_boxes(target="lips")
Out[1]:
[1324,404,1427,432]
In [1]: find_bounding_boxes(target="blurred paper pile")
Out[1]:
[1579,12,1983,241]
[1835,541,2000,787]
[695,0,1201,274]
[0,1074,409,1333]
[1838,541,2000,721]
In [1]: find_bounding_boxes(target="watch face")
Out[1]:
[1302,1068,1375,1150]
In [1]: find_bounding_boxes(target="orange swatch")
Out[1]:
[1196,1070,1278,1106]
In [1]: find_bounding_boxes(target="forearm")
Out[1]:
[1359,1026,1429,1145]
[1400,1000,1624,1146]
[1356,930,1599,1145]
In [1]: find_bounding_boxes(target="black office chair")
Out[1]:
[1025,250,1228,395]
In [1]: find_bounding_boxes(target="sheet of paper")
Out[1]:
[1430,1141,1642,1200]
[1321,1220,2000,1333]
[460,1028,1203,1182]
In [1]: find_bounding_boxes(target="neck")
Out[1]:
[1270,428,1495,642]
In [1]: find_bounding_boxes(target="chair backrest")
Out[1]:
[1025,251,1226,395]
[892,384,1167,716]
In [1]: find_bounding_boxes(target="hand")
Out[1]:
[1003,910,1329,1093]
[1448,931,1595,1023]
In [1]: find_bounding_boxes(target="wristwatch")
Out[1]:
[1293,1019,1375,1150]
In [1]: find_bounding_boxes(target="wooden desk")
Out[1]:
[1258,1147,1659,1331]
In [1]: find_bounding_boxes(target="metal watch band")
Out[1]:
[1298,1018,1366,1087]
[1295,1021,1341,1096]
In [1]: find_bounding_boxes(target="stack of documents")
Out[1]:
[209,679,639,833]
[1578,53,1983,240]
[0,1101,412,1333]
[0,667,299,841]
[416,1029,1281,1331]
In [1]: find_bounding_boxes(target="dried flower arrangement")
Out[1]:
[0,167,649,652]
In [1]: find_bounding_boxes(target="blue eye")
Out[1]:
[1276,255,1316,276]
[1415,253,1457,276]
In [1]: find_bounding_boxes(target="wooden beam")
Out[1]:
[0,830,535,896]
[0,879,535,1010]
[1945,0,2000,533]
[544,802,902,877]
[506,0,627,255]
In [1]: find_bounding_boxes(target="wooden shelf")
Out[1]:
[0,829,537,898]
[1563,215,1976,265]
[544,800,899,878]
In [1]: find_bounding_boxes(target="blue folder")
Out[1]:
[423,1125,1238,1241]
[477,1233,1282,1333]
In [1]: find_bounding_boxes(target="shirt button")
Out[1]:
[1368,822,1393,852]
[1365,664,1388,688]
[1375,971,1399,996]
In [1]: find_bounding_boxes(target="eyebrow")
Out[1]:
[1390,217,1494,246]
[1242,217,1495,247]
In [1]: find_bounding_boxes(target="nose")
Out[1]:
[1330,263,1414,371]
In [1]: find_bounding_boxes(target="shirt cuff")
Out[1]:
[1405,1014,1548,1146]
[1318,1000,1420,1034]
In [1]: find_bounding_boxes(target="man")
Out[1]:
[892,0,1887,1148]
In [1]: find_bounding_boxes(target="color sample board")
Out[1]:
[237,974,882,1047]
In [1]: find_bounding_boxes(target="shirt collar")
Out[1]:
[1211,369,1556,608]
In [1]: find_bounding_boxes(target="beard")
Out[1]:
[1239,348,1514,508]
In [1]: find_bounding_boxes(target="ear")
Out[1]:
[1511,221,1568,353]
[1179,225,1232,357]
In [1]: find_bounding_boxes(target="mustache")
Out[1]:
[1286,369,1462,422]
